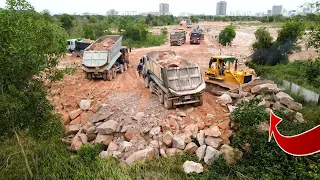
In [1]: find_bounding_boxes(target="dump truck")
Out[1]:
[190,31,201,44]
[67,38,93,57]
[141,51,206,109]
[170,30,186,46]
[186,19,192,28]
[81,35,129,81]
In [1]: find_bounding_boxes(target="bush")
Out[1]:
[218,25,236,46]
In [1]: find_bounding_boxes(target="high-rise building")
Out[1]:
[267,10,272,16]
[106,9,118,16]
[216,1,227,16]
[272,5,283,15]
[159,3,169,15]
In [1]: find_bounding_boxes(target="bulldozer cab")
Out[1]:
[207,56,236,77]
[120,46,129,62]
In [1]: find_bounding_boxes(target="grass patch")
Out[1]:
[123,33,167,48]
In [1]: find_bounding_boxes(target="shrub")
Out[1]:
[218,25,236,46]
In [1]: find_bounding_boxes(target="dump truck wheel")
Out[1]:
[105,71,112,81]
[149,81,155,93]
[164,94,173,109]
[194,95,203,106]
[112,68,117,79]
[120,64,124,73]
[144,77,149,88]
[159,89,164,104]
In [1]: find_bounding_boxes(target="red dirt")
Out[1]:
[86,38,116,51]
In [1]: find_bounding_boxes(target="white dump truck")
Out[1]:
[81,35,129,81]
[141,51,206,109]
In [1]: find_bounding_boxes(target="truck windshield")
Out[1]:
[191,33,200,37]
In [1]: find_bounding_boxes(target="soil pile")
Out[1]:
[87,38,116,51]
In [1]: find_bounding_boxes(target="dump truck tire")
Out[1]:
[159,89,164,104]
[194,95,203,106]
[149,81,155,93]
[105,71,112,81]
[87,73,92,81]
[124,63,128,71]
[144,76,149,88]
[164,94,173,109]
[112,68,117,79]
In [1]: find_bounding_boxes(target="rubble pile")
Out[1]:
[86,38,116,51]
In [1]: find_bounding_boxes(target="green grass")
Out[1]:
[123,33,167,48]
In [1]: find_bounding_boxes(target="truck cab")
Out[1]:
[190,32,201,44]
[67,39,77,53]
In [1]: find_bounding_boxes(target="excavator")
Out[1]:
[205,56,255,91]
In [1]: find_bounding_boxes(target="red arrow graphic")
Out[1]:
[269,111,320,156]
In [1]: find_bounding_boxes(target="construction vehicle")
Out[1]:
[67,38,93,57]
[170,30,186,46]
[190,31,201,44]
[186,19,192,28]
[81,35,129,81]
[205,56,254,90]
[141,51,206,109]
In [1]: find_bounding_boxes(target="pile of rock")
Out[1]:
[217,79,304,123]
[64,104,241,166]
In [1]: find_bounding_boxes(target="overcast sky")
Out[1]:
[0,0,308,15]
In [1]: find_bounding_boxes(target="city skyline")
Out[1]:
[0,0,308,16]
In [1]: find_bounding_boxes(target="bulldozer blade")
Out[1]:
[205,78,239,93]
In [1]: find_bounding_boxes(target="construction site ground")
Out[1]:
[51,21,317,139]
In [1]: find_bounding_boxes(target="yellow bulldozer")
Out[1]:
[205,56,254,91]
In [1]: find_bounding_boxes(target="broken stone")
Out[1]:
[204,146,221,165]
[280,98,302,111]
[99,151,111,158]
[86,126,96,135]
[69,109,82,120]
[91,111,114,123]
[172,134,186,150]
[166,148,178,157]
[258,99,266,107]
[186,107,194,113]
[276,92,294,101]
[79,100,92,110]
[107,142,119,152]
[87,134,97,142]
[196,145,207,161]
[204,126,222,137]
[265,101,271,108]
[96,120,119,135]
[206,113,214,119]
[177,111,187,117]
[295,112,304,123]
[112,151,122,159]
[133,112,145,120]
[227,105,236,113]
[79,133,88,144]
[184,124,198,138]
[70,116,81,125]
[69,130,83,151]
[163,131,174,146]
[125,147,155,165]
[220,144,243,165]
[217,94,232,105]
[197,130,205,146]
[184,142,198,154]
[251,83,278,94]
[95,134,113,146]
[205,137,223,149]
[183,161,204,174]
[160,148,167,157]
[120,141,133,152]
[68,124,82,134]
[124,130,139,141]
[149,126,161,137]
[218,120,230,130]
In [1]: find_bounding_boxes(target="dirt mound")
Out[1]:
[87,38,116,51]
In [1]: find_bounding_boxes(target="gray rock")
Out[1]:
[206,113,214,119]
[295,112,304,123]
[251,83,278,94]
[280,98,302,111]
[149,126,161,137]
[166,148,178,157]
[91,111,114,123]
[69,109,82,120]
[112,151,122,159]
[172,134,186,150]
[204,146,221,165]
[184,142,198,154]
[95,134,113,146]
[217,94,232,105]
[197,130,205,146]
[177,111,187,117]
[96,120,119,135]
[99,151,111,158]
[79,100,92,110]
[227,105,236,113]
[204,126,222,137]
[86,126,96,135]
[120,141,133,152]
[163,131,174,146]
[107,141,119,152]
[160,148,167,157]
[79,133,88,144]
[125,147,155,165]
[183,161,204,174]
[196,145,207,161]
[276,92,293,101]
[68,124,82,134]
[186,107,194,113]
[205,137,223,149]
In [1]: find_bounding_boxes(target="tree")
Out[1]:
[305,1,320,52]
[218,25,236,46]
[190,16,199,23]
[0,0,67,139]
[58,13,74,34]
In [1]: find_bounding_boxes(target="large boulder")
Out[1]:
[86,126,96,135]
[91,110,114,123]
[205,137,223,149]
[124,130,139,141]
[68,124,82,134]
[294,112,305,123]
[96,120,119,135]
[125,147,155,165]
[163,131,174,146]
[120,141,133,152]
[166,148,180,157]
[172,134,186,150]
[251,83,278,94]
[79,100,92,110]
[69,109,82,120]
[204,146,221,165]
[79,133,88,144]
[196,145,207,161]
[217,94,232,105]
[276,92,293,101]
[69,130,83,151]
[204,126,222,137]
[220,144,243,165]
[107,141,119,152]
[197,130,205,146]
[280,98,302,111]
[218,120,230,130]
[99,151,111,158]
[184,142,198,154]
[183,161,204,174]
[184,124,198,139]
[95,134,113,146]
[149,126,161,138]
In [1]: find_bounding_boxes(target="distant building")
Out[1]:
[159,3,169,15]
[216,1,227,16]
[256,12,265,17]
[140,12,160,16]
[272,5,283,15]
[267,10,272,16]
[106,9,118,16]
